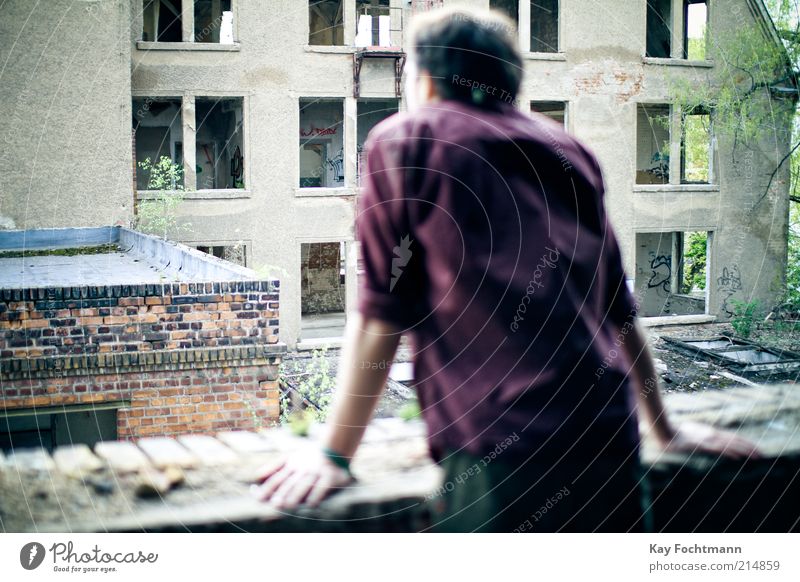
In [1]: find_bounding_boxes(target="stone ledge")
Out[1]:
[3,387,798,532]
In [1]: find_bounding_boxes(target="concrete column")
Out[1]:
[345,239,359,318]
[344,0,357,45]
[671,0,683,58]
[344,97,358,189]
[669,106,682,185]
[390,0,403,47]
[133,0,144,42]
[182,95,197,191]
[181,0,194,43]
[518,0,531,53]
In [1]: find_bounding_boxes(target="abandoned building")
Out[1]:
[0,0,794,350]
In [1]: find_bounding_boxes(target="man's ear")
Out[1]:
[417,69,440,102]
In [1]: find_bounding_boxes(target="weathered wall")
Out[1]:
[514,0,792,321]
[127,0,792,347]
[0,0,133,230]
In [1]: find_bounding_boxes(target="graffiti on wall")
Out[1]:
[717,264,743,317]
[647,254,672,293]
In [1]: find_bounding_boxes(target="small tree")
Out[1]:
[134,156,192,239]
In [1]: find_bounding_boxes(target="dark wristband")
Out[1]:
[321,446,353,476]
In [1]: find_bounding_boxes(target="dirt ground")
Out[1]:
[650,322,800,393]
[280,322,800,416]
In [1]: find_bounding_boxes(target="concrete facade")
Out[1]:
[0,0,133,230]
[1,0,794,347]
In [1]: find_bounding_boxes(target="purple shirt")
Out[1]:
[356,99,640,464]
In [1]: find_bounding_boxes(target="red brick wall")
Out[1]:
[1,281,284,439]
[0,282,278,358]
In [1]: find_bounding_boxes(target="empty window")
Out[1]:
[299,99,345,188]
[133,97,184,190]
[357,99,399,184]
[194,0,234,43]
[684,1,708,60]
[634,231,709,317]
[681,106,711,184]
[646,0,671,58]
[355,0,392,47]
[530,0,559,53]
[196,97,244,189]
[142,0,183,42]
[531,101,566,127]
[196,244,246,266]
[636,104,670,184]
[309,0,344,46]
[490,0,518,23]
[301,242,346,340]
[1,407,120,453]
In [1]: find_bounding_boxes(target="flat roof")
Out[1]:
[0,227,263,290]
[0,251,192,289]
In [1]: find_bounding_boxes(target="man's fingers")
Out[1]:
[254,458,287,483]
[254,466,294,500]
[277,473,319,509]
[305,472,335,507]
[271,470,310,509]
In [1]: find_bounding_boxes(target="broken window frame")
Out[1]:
[511,1,561,55]
[309,0,346,46]
[528,0,560,54]
[636,103,671,185]
[132,96,185,192]
[356,98,399,185]
[195,97,246,191]
[634,230,712,317]
[682,0,708,61]
[299,240,352,342]
[634,102,714,187]
[530,100,568,128]
[299,98,347,190]
[139,0,238,45]
[133,94,249,197]
[355,0,404,48]
[680,105,713,185]
[644,0,708,61]
[646,0,672,58]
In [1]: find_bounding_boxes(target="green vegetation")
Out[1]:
[730,299,760,338]
[669,2,800,313]
[134,156,192,240]
[398,398,421,422]
[279,346,335,434]
[682,232,707,293]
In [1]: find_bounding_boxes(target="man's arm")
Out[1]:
[322,313,402,458]
[252,313,402,508]
[623,318,762,459]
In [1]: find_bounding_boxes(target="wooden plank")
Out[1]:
[6,448,55,472]
[53,444,103,478]
[177,435,239,465]
[216,431,275,454]
[137,437,198,469]
[95,441,150,473]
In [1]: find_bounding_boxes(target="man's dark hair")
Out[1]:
[410,8,523,109]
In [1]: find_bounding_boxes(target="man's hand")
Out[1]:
[656,421,763,460]
[251,448,355,510]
